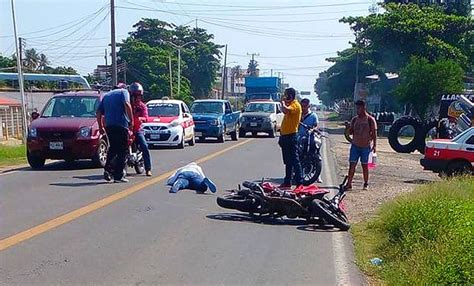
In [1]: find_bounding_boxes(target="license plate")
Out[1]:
[150,134,160,140]
[195,132,202,137]
[250,122,258,127]
[49,141,63,150]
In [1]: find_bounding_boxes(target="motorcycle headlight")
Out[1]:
[29,127,37,138]
[210,119,220,126]
[78,127,91,138]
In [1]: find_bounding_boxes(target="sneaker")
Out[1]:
[104,170,112,182]
[203,177,217,193]
[114,178,129,183]
[146,170,152,177]
[363,183,369,190]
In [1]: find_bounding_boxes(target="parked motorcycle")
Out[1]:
[216,176,350,230]
[298,122,324,186]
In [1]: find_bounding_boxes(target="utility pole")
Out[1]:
[221,44,228,100]
[169,55,173,98]
[11,0,28,143]
[195,18,198,29]
[104,48,108,66]
[110,0,117,87]
[246,52,259,76]
[19,37,23,68]
[123,61,127,84]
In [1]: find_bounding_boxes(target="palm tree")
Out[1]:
[38,53,50,71]
[24,48,40,71]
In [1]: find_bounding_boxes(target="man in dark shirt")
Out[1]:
[96,87,134,183]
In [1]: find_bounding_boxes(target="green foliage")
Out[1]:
[341,3,473,71]
[119,19,221,100]
[384,0,472,17]
[247,59,258,77]
[0,144,26,166]
[395,57,464,117]
[353,177,474,285]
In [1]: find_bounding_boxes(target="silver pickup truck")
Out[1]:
[239,101,284,138]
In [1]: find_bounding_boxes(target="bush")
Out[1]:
[353,177,473,285]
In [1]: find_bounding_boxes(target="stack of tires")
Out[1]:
[388,116,453,154]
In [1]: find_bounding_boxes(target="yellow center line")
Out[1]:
[0,139,255,252]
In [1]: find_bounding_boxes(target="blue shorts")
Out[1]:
[349,144,371,164]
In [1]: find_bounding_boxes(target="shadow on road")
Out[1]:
[404,179,434,185]
[207,212,344,233]
[50,181,110,187]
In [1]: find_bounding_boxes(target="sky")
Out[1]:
[0,0,373,103]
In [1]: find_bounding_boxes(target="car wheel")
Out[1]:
[27,151,45,169]
[217,133,225,143]
[188,134,196,146]
[177,133,185,149]
[93,138,108,167]
[252,132,257,137]
[198,137,205,142]
[230,125,239,141]
[268,124,276,138]
[239,129,246,138]
[447,160,472,177]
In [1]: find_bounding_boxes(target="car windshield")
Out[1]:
[147,103,180,117]
[191,102,224,114]
[245,103,275,113]
[42,96,99,118]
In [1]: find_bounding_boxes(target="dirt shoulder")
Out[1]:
[322,118,440,223]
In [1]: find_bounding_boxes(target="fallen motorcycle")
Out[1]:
[216,176,350,230]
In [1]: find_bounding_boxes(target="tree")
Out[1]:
[313,48,377,105]
[247,59,258,76]
[122,19,222,99]
[341,3,473,72]
[384,0,472,17]
[23,48,40,71]
[38,53,50,71]
[395,57,464,118]
[0,55,15,69]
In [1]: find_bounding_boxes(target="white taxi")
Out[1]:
[143,99,195,148]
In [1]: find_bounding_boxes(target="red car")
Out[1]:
[27,92,108,169]
[420,127,474,176]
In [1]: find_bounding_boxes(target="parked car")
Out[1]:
[27,92,108,169]
[239,100,283,137]
[142,99,195,148]
[191,99,240,142]
[420,127,474,176]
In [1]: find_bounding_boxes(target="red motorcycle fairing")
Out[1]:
[261,182,329,196]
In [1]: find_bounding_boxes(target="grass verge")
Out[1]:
[0,144,26,167]
[327,112,340,121]
[352,177,473,285]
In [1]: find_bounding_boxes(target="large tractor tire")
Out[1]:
[417,118,439,154]
[388,116,423,153]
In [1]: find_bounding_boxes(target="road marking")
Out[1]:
[0,139,254,252]
[0,170,19,176]
[320,117,352,285]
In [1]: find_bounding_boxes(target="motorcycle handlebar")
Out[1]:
[243,181,258,190]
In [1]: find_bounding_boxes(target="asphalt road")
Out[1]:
[0,130,364,285]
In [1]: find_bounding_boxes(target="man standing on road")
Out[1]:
[345,100,377,191]
[129,82,152,177]
[96,85,134,183]
[278,88,303,188]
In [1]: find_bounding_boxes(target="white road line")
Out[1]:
[320,117,353,285]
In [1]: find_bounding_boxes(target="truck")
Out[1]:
[244,77,281,103]
[190,99,240,143]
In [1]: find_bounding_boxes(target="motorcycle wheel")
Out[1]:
[134,162,145,174]
[311,199,350,231]
[216,193,260,213]
[301,157,322,186]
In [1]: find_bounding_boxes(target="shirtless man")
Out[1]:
[346,100,377,190]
